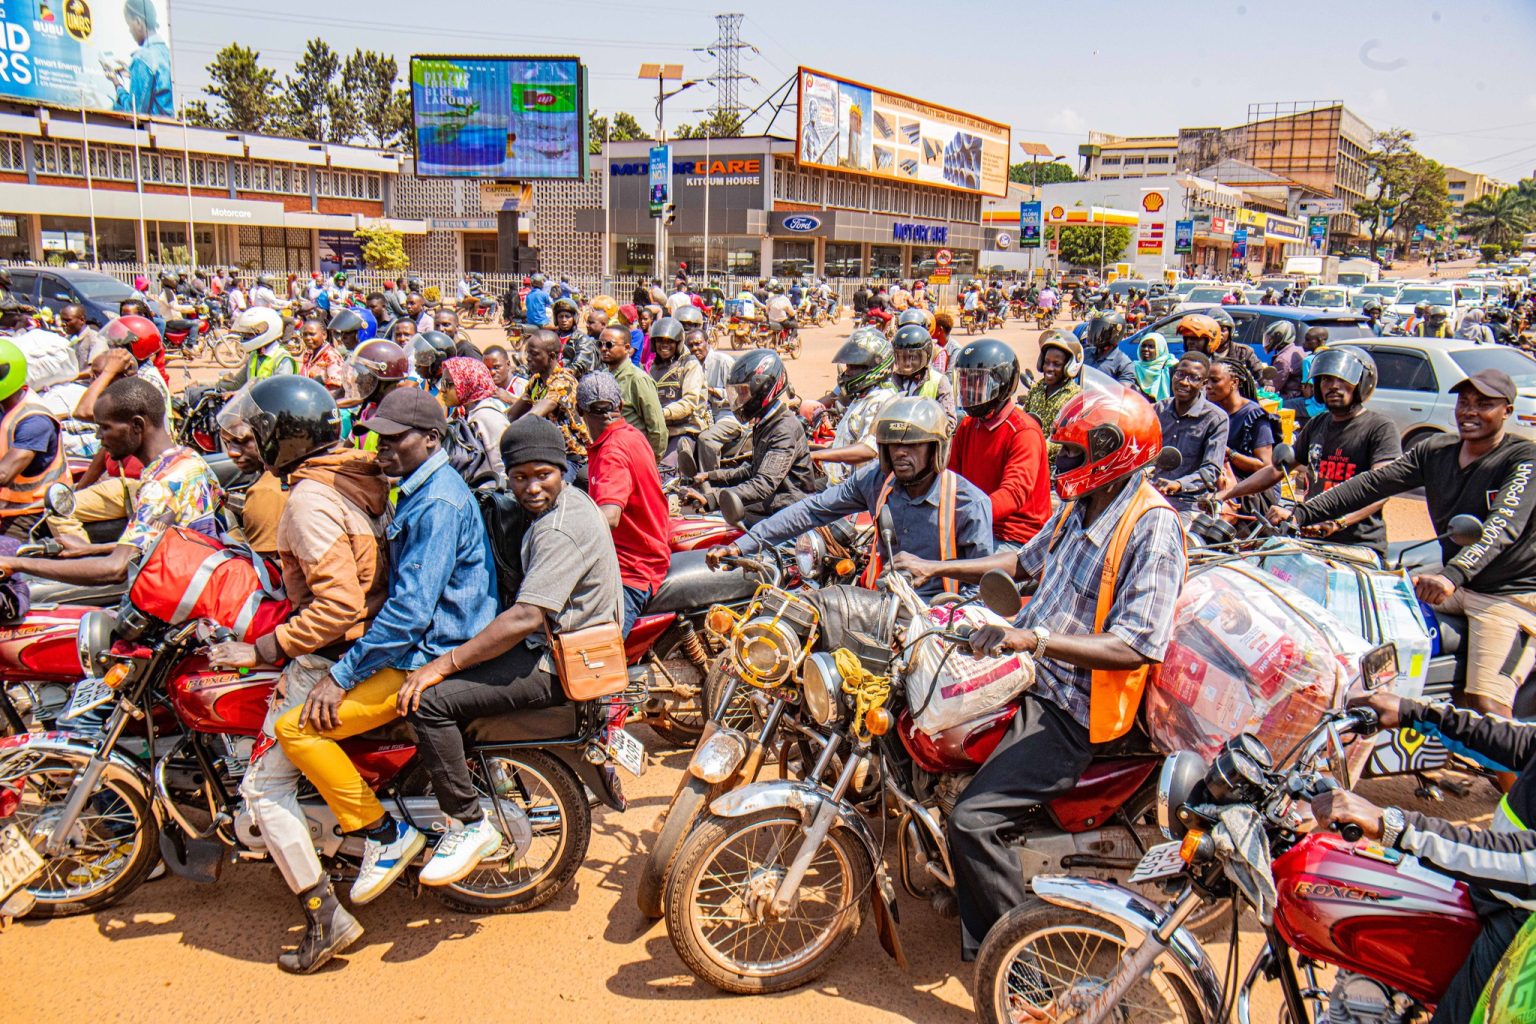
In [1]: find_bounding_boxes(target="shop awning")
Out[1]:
[1044,204,1139,227]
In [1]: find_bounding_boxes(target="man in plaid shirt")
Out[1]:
[895,370,1186,959]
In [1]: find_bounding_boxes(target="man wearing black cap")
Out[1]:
[1280,368,1536,717]
[394,416,622,887]
[274,386,497,906]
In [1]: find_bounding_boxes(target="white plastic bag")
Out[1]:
[12,328,78,390]
[905,603,1035,736]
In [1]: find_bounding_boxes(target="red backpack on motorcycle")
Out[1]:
[127,527,290,641]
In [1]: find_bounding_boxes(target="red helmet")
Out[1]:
[101,315,163,362]
[1050,369,1162,501]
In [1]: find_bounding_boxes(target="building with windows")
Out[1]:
[0,102,422,270]
[1443,167,1510,213]
[1079,134,1179,181]
[566,135,987,282]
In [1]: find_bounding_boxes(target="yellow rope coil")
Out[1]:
[834,648,890,741]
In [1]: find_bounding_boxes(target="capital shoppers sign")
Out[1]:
[0,0,175,115]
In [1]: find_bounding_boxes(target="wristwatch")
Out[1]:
[1380,806,1407,850]
[1031,626,1051,662]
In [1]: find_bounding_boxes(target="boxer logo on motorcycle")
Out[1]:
[893,369,1187,958]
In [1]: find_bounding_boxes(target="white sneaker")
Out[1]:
[349,821,425,905]
[419,817,503,887]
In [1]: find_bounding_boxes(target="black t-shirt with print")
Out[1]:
[1296,409,1402,553]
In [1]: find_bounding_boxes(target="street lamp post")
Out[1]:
[639,63,697,280]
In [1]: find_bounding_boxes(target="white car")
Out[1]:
[1358,281,1402,303]
[1389,283,1459,323]
[1298,285,1353,312]
[1330,337,1536,445]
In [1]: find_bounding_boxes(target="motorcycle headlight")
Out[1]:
[732,616,802,686]
[1156,750,1207,840]
[795,531,826,581]
[801,651,844,726]
[688,727,750,783]
[76,609,116,677]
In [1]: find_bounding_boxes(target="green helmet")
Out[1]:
[0,339,26,402]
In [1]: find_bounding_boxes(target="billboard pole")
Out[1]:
[602,117,610,286]
[78,86,100,269]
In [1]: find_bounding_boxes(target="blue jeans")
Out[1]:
[621,584,654,637]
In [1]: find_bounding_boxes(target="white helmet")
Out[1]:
[231,307,283,352]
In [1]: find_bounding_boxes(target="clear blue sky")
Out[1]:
[167,0,1536,182]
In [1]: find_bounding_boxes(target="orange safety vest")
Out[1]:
[1049,480,1181,744]
[0,398,69,517]
[863,471,959,593]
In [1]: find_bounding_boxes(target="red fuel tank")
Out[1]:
[1271,832,1480,1006]
[168,655,280,736]
[0,607,90,681]
[897,706,1017,774]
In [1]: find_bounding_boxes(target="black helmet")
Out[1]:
[1208,307,1235,336]
[1261,320,1296,352]
[329,307,365,339]
[1084,312,1126,351]
[1362,299,1383,316]
[406,276,424,292]
[950,338,1019,419]
[231,375,341,474]
[1414,301,1430,317]
[649,316,686,346]
[413,330,456,381]
[672,305,705,330]
[833,327,894,398]
[892,323,933,352]
[724,348,789,420]
[896,308,929,329]
[1490,307,1512,324]
[1309,347,1378,404]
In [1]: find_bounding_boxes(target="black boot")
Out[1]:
[277,879,364,975]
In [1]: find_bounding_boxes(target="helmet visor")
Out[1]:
[952,367,1000,409]
[216,385,257,435]
[726,383,755,412]
[892,348,928,376]
[1308,349,1365,387]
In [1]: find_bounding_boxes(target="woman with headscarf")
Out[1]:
[617,303,644,367]
[1132,331,1179,402]
[638,305,663,368]
[440,356,510,485]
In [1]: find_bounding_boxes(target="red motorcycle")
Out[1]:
[974,705,1461,1024]
[0,603,631,919]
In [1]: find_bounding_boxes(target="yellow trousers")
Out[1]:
[274,667,405,833]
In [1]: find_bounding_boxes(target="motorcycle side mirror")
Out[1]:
[717,489,746,529]
[1154,445,1183,473]
[43,481,75,518]
[877,506,897,562]
[1272,443,1299,470]
[1447,514,1484,547]
[979,569,1022,618]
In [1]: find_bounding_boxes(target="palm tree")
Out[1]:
[1460,188,1532,246]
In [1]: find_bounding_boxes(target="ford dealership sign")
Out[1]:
[782,215,821,232]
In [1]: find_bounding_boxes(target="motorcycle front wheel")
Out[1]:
[664,807,870,993]
[210,331,247,369]
[434,750,590,914]
[7,753,158,917]
[974,898,1202,1024]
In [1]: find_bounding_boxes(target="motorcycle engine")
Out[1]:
[1326,972,1413,1024]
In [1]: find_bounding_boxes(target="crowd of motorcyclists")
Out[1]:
[2,253,1536,1023]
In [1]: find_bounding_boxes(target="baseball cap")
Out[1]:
[1451,369,1518,405]
[359,387,447,436]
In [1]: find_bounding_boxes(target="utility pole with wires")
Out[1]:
[697,13,758,125]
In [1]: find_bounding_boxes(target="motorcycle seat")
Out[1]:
[1434,611,1465,658]
[164,318,199,333]
[26,577,125,607]
[357,703,586,746]
[647,550,753,615]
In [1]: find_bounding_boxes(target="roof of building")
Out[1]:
[1195,158,1299,187]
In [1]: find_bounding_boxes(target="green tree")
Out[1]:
[344,51,403,148]
[1051,225,1132,267]
[183,99,215,127]
[198,44,278,132]
[278,39,340,140]
[1353,128,1441,257]
[1008,161,1076,186]
[588,110,652,153]
[388,88,415,153]
[355,224,409,272]
[1461,188,1532,247]
[1389,155,1451,248]
[673,109,744,139]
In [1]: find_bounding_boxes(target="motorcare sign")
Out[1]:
[0,0,175,115]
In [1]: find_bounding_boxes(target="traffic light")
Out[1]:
[663,203,676,226]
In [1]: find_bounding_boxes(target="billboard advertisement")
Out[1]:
[1233,225,1248,260]
[0,0,174,115]
[648,144,670,216]
[1174,220,1194,255]
[410,55,587,179]
[796,67,1009,197]
[1018,201,1041,248]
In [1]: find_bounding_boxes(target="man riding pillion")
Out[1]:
[891,370,1186,958]
[811,326,898,485]
[206,376,390,974]
[891,323,956,431]
[219,307,296,390]
[1273,368,1536,719]
[706,396,993,600]
[948,338,1051,548]
[1080,312,1137,387]
[682,348,819,524]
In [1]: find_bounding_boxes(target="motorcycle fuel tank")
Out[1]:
[1271,832,1480,1006]
[168,655,281,735]
[0,607,90,681]
[897,706,1017,774]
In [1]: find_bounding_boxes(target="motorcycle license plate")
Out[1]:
[60,678,114,721]
[0,823,43,899]
[1129,841,1185,884]
[606,727,646,778]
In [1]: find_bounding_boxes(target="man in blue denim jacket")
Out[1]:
[276,387,496,908]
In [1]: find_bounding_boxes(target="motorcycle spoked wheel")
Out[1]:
[974,898,1202,1024]
[664,807,871,994]
[1115,788,1230,937]
[434,750,590,914]
[6,752,159,918]
[210,331,247,369]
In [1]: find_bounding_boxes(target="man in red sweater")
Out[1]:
[947,338,1051,548]
[576,372,671,635]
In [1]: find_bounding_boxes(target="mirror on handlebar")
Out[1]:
[1271,442,1299,470]
[1359,642,1399,691]
[717,489,746,528]
[979,569,1023,618]
[877,506,896,563]
[1447,513,1484,547]
[43,481,75,518]
[1153,445,1183,474]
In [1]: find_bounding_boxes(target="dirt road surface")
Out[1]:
[4,305,1462,1023]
